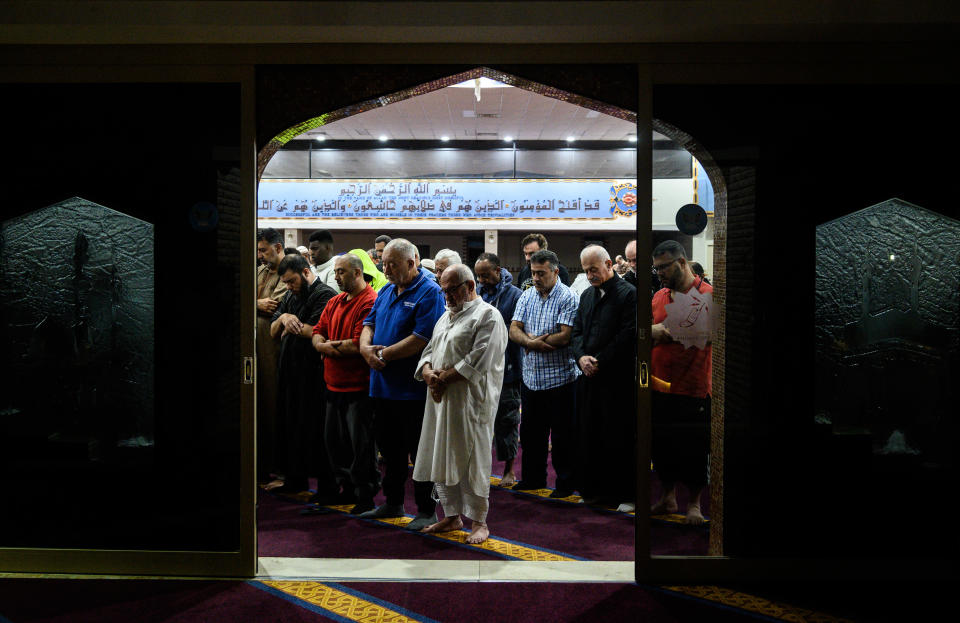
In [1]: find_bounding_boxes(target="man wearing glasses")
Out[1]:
[649,240,713,525]
[413,264,508,544]
[358,239,445,531]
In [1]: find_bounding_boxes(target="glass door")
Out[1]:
[0,76,256,577]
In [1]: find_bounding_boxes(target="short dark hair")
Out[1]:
[278,253,310,276]
[475,252,500,269]
[308,230,334,245]
[652,239,687,260]
[257,227,282,246]
[375,235,392,245]
[690,261,705,277]
[521,233,548,250]
[530,249,559,270]
[284,246,300,256]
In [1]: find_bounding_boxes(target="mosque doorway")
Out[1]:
[253,66,725,577]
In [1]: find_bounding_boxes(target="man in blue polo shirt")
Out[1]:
[509,249,581,498]
[358,238,446,531]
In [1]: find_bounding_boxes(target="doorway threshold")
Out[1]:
[257,557,634,583]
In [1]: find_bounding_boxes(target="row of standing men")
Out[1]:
[256,228,709,542]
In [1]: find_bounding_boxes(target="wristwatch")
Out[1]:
[376,349,385,362]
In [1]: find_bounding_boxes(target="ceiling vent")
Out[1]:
[476,132,499,138]
[477,113,501,119]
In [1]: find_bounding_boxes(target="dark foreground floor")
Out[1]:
[0,577,900,623]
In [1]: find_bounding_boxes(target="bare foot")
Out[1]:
[650,497,679,515]
[685,505,705,525]
[499,472,517,488]
[466,523,489,544]
[421,516,463,534]
[262,479,285,491]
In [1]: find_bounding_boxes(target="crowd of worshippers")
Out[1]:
[255,227,713,543]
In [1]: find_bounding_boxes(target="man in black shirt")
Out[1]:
[517,233,571,290]
[570,245,638,511]
[270,253,339,501]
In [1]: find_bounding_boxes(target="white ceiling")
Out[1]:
[295,81,662,143]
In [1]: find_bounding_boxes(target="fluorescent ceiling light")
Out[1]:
[450,77,513,89]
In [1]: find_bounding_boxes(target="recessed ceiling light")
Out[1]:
[440,135,450,142]
[503,136,513,142]
[450,77,513,89]
[314,135,326,142]
[379,135,388,142]
[566,136,576,142]
[628,135,638,143]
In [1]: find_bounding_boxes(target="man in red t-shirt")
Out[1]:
[650,240,712,525]
[312,253,380,515]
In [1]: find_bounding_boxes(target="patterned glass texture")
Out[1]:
[815,198,960,468]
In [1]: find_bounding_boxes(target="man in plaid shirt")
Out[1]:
[509,249,581,498]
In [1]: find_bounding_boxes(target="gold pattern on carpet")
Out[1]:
[315,502,577,561]
[262,581,424,623]
[651,512,710,525]
[490,476,641,517]
[662,585,853,623]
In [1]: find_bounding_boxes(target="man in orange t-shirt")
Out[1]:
[650,240,712,525]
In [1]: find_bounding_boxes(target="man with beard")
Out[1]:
[307,229,340,290]
[358,238,445,531]
[312,253,380,514]
[509,249,581,498]
[414,264,508,544]
[256,228,289,488]
[474,252,523,488]
[649,240,713,524]
[570,245,637,511]
[269,253,339,500]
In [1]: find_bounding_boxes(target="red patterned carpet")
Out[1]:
[258,447,708,560]
[0,578,865,623]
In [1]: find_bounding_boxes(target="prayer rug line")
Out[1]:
[252,580,440,623]
[269,489,583,561]
[653,584,855,623]
[489,475,711,526]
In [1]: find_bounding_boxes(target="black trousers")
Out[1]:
[277,374,337,495]
[519,381,577,491]
[651,391,711,491]
[325,391,380,500]
[493,381,521,462]
[372,397,436,514]
[577,375,637,503]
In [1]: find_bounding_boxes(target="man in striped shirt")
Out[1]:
[509,249,581,498]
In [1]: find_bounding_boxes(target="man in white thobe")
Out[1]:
[414,264,508,544]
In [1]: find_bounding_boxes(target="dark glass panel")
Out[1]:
[0,83,242,551]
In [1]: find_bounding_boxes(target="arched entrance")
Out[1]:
[254,66,727,565]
